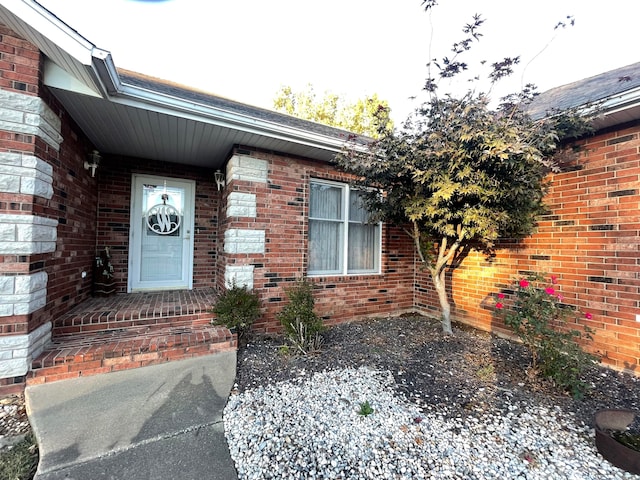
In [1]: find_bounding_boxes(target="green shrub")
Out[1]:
[212,280,261,340]
[495,272,597,398]
[277,279,325,354]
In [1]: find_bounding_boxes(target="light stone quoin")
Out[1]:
[0,214,58,254]
[227,192,257,218]
[225,265,255,290]
[227,155,268,183]
[0,90,63,150]
[0,152,54,199]
[224,229,265,254]
[0,271,48,317]
[0,322,51,377]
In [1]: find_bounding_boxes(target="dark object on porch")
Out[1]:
[595,409,640,474]
[93,246,116,297]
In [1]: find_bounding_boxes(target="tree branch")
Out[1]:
[411,221,427,264]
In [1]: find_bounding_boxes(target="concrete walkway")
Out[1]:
[25,352,238,480]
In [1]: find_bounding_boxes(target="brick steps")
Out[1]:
[26,289,235,385]
[51,289,217,336]
[52,312,212,336]
[28,323,236,385]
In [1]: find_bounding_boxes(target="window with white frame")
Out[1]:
[308,179,381,275]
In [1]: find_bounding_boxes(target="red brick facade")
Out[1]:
[96,155,220,293]
[0,27,97,338]
[1,22,639,382]
[0,25,42,339]
[220,147,416,333]
[414,126,640,373]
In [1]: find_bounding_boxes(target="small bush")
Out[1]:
[495,272,597,398]
[212,280,261,340]
[277,279,325,354]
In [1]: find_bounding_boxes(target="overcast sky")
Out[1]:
[39,0,640,122]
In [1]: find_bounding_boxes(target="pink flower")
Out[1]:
[556,294,564,301]
[497,293,505,299]
[585,312,593,320]
[545,287,555,295]
[551,275,558,284]
[495,302,504,309]
[519,279,529,288]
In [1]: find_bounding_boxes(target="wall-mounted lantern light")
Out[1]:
[84,150,101,177]
[214,169,226,191]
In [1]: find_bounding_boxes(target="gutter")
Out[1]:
[0,0,94,63]
[89,53,358,155]
[596,85,640,117]
[7,0,366,155]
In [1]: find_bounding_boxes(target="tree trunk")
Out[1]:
[432,267,452,334]
[428,235,461,335]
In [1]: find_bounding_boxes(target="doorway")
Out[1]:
[129,175,195,292]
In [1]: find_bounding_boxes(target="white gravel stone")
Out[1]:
[224,367,639,480]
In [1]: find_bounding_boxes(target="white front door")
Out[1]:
[129,175,195,292]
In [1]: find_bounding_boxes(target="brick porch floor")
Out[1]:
[28,289,236,385]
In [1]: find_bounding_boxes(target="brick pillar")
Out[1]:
[220,154,269,290]
[0,26,60,385]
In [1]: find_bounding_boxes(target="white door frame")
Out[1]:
[128,174,195,292]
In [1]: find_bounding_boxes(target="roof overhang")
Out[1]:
[527,62,640,133]
[591,86,640,130]
[0,0,360,168]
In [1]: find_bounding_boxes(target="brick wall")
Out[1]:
[38,91,97,329]
[0,25,40,95]
[0,25,98,384]
[414,124,640,373]
[220,147,415,333]
[97,155,220,292]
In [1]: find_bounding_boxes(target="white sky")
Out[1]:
[39,0,640,122]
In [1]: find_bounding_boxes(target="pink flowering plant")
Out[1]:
[495,272,597,398]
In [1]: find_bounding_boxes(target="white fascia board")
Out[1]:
[91,48,122,96]
[86,50,354,154]
[2,0,94,64]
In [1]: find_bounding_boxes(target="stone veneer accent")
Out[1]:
[0,271,48,317]
[224,229,265,254]
[222,154,268,292]
[224,265,255,290]
[0,89,63,150]
[227,192,257,218]
[0,152,54,198]
[227,155,268,183]
[0,214,58,254]
[0,322,51,377]
[0,90,60,379]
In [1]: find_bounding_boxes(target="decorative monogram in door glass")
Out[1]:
[144,187,182,236]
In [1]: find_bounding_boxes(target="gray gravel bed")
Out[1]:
[224,367,636,479]
[226,316,640,479]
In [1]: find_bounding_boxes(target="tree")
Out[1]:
[336,4,592,334]
[273,84,393,138]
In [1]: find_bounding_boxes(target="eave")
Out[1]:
[0,0,361,169]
